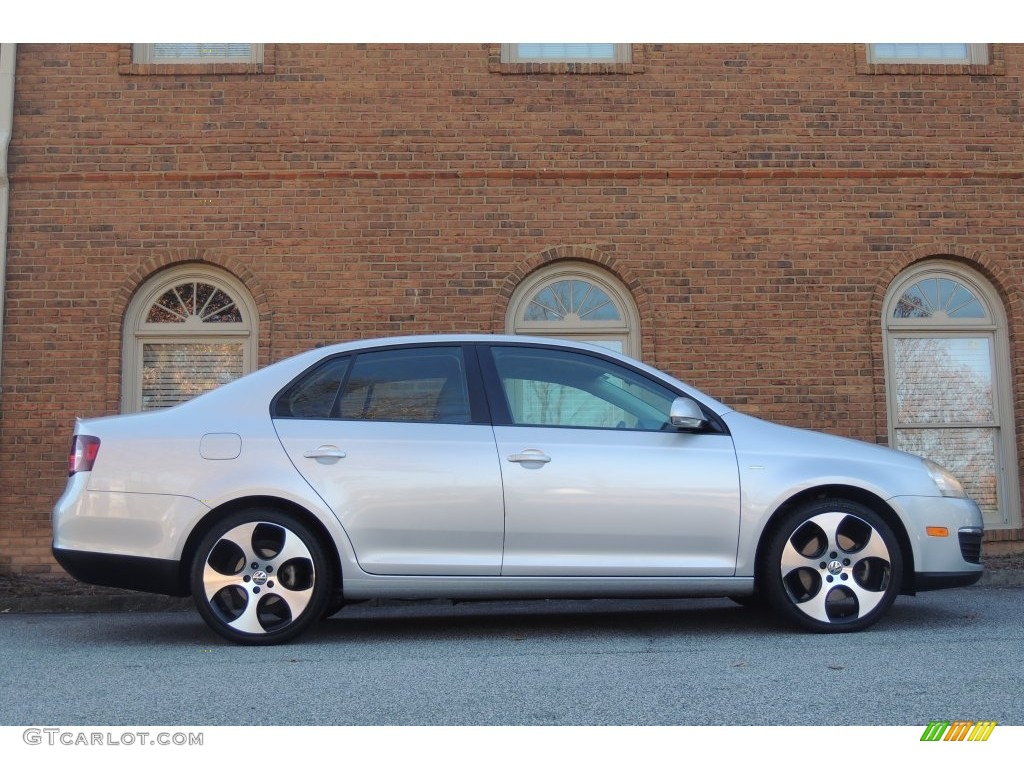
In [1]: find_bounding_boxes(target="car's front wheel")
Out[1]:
[190,509,332,645]
[759,499,903,633]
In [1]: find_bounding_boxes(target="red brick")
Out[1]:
[3,43,1024,574]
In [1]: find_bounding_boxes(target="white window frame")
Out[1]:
[501,44,631,64]
[122,266,258,413]
[506,262,641,359]
[882,260,1019,529]
[133,44,263,65]
[867,44,988,65]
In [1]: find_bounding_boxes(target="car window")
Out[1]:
[273,356,351,418]
[338,347,471,424]
[490,346,677,430]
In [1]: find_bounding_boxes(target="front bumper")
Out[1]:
[890,495,985,592]
[914,570,984,592]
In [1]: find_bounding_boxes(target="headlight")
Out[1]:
[923,459,967,498]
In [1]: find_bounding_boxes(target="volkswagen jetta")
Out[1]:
[53,335,984,644]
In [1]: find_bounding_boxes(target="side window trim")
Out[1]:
[273,343,492,425]
[270,354,352,420]
[480,342,728,434]
[462,344,492,425]
[476,342,514,426]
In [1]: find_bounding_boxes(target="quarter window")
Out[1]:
[273,357,352,419]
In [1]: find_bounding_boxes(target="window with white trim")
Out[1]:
[501,44,631,64]
[123,267,258,412]
[506,263,640,358]
[133,44,263,64]
[867,44,988,65]
[883,262,1019,529]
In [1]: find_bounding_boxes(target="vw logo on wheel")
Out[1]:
[252,570,269,586]
[826,560,844,576]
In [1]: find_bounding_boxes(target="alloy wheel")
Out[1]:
[192,511,330,644]
[762,501,902,632]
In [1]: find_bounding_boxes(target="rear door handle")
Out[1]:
[303,446,347,462]
[507,449,551,465]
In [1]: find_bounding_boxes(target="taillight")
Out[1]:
[69,435,100,476]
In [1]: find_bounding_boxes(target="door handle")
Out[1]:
[507,449,551,465]
[303,446,347,461]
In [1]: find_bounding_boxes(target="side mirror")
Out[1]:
[670,397,707,430]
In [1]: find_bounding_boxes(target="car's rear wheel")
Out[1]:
[191,509,332,645]
[759,499,903,633]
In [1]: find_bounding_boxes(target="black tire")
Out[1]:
[191,508,332,645]
[322,594,346,620]
[758,499,903,633]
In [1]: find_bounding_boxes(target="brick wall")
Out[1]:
[3,43,1023,573]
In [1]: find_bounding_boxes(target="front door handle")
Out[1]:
[303,445,347,463]
[507,449,551,465]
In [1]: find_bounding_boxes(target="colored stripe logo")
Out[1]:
[921,721,997,741]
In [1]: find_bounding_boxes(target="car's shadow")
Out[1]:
[89,597,782,646]
[75,593,988,647]
[311,598,786,643]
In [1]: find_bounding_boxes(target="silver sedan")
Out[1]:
[53,335,984,644]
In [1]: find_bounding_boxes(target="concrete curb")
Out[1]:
[1,571,1019,614]
[978,569,1024,588]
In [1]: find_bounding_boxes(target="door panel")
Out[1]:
[276,420,504,575]
[272,345,504,575]
[484,344,741,576]
[495,426,740,575]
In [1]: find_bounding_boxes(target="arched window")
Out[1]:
[506,263,640,358]
[123,266,258,412]
[883,261,1019,529]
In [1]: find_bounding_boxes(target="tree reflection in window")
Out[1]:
[146,281,242,324]
[130,274,252,411]
[893,277,986,320]
[885,263,1015,527]
[524,280,621,322]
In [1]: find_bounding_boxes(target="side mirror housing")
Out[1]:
[670,397,707,431]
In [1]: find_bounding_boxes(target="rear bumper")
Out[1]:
[52,547,187,597]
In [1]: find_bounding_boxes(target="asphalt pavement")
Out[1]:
[1,563,1020,614]
[3,587,1023,726]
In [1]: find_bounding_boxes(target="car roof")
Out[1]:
[300,334,731,416]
